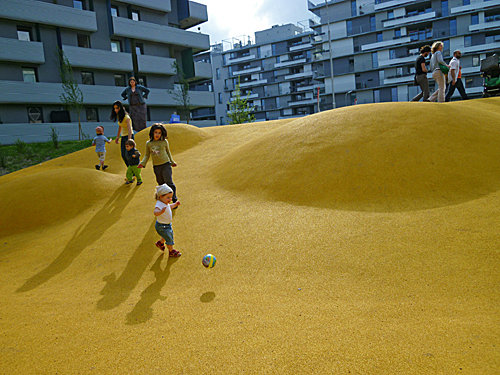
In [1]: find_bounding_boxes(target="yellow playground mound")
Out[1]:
[215,99,500,211]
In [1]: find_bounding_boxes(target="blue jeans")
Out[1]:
[120,134,134,166]
[155,221,174,245]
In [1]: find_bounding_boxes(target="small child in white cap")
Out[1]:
[92,126,112,170]
[154,183,181,256]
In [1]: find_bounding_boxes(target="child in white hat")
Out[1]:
[154,184,181,256]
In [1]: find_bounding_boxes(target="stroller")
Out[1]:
[481,54,500,98]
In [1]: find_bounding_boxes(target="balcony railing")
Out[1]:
[374,0,414,10]
[137,54,176,75]
[114,0,171,12]
[226,54,256,65]
[284,71,314,80]
[1,0,97,31]
[63,45,132,71]
[469,20,500,32]
[289,42,313,52]
[0,37,45,64]
[451,0,500,14]
[239,79,268,88]
[275,58,308,68]
[362,36,412,52]
[384,11,436,28]
[179,1,208,29]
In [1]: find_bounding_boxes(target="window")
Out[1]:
[73,0,84,10]
[377,32,383,42]
[395,29,401,38]
[17,27,31,41]
[370,16,376,31]
[111,41,121,52]
[443,40,450,55]
[22,67,37,83]
[218,93,222,104]
[135,43,144,55]
[387,10,394,20]
[441,0,448,17]
[77,34,90,48]
[114,74,126,86]
[111,6,119,17]
[220,117,224,125]
[81,71,94,85]
[351,0,357,17]
[373,89,380,103]
[471,14,479,25]
[450,18,457,36]
[391,87,398,102]
[137,76,147,86]
[472,56,480,66]
[86,108,99,122]
[464,35,472,47]
[389,49,397,59]
[131,10,140,21]
[463,0,470,4]
[347,20,353,35]
[349,58,354,72]
[27,107,43,123]
[372,52,378,68]
[216,68,220,80]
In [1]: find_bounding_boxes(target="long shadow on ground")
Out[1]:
[96,220,158,311]
[126,254,179,325]
[17,185,137,293]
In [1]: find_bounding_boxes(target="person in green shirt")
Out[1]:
[138,124,178,202]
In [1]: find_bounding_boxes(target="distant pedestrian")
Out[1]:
[445,50,469,102]
[121,77,150,132]
[412,45,431,102]
[429,41,450,103]
[110,100,134,167]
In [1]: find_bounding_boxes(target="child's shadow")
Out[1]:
[125,254,178,325]
[96,221,158,311]
[17,185,137,293]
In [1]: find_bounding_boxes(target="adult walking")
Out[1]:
[445,49,469,102]
[121,76,150,132]
[429,41,450,103]
[111,100,134,167]
[412,45,431,102]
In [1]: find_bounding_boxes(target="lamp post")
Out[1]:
[325,0,336,109]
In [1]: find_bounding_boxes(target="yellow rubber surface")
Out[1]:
[1,100,499,374]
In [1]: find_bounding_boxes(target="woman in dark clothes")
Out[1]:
[121,76,150,132]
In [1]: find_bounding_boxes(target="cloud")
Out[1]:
[195,0,312,46]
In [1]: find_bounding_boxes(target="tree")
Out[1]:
[169,61,192,124]
[228,78,255,125]
[57,49,84,140]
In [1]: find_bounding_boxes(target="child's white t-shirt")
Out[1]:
[155,200,172,224]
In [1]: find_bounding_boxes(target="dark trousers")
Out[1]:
[445,78,469,102]
[120,134,134,166]
[154,162,177,202]
[412,74,430,101]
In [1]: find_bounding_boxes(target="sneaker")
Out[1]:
[155,240,165,251]
[95,165,100,170]
[136,181,143,186]
[125,180,133,185]
[102,165,108,170]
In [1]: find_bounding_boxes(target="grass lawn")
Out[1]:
[0,139,93,176]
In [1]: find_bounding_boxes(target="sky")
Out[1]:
[194,0,314,47]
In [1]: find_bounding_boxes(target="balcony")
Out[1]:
[275,58,307,68]
[469,20,500,32]
[239,79,268,88]
[112,17,209,52]
[179,1,208,29]
[137,55,176,75]
[226,54,256,65]
[284,71,314,80]
[0,37,45,64]
[63,45,132,71]
[462,41,500,54]
[289,42,312,52]
[461,66,481,75]
[232,66,262,76]
[231,93,259,101]
[374,0,415,10]
[451,0,500,14]
[379,55,418,67]
[193,61,213,80]
[0,0,97,32]
[384,12,436,28]
[289,98,316,107]
[0,80,214,108]
[362,37,412,52]
[114,0,171,12]
[383,75,414,85]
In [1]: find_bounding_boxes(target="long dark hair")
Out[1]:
[149,123,167,141]
[110,100,127,123]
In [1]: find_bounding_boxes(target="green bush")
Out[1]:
[50,127,59,149]
[15,139,28,153]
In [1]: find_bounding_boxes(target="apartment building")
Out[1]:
[207,23,320,125]
[0,0,214,126]
[308,0,500,108]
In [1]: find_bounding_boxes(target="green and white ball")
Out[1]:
[202,254,216,268]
